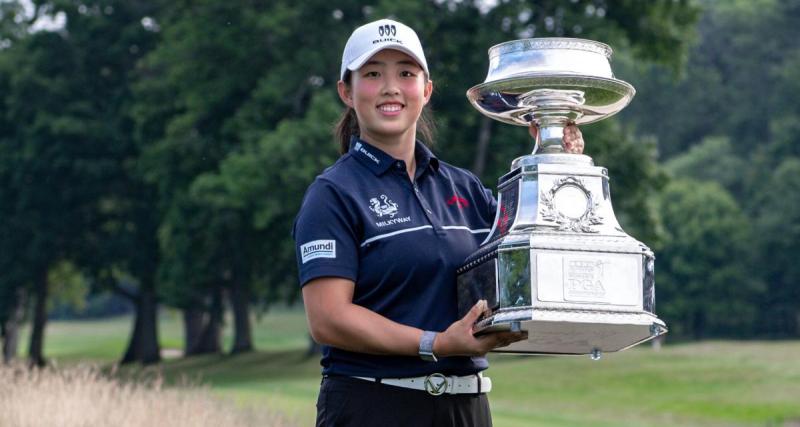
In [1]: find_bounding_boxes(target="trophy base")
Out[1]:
[474,308,667,355]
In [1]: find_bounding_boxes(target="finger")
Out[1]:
[573,135,584,154]
[463,300,487,325]
[482,301,493,318]
[528,124,539,140]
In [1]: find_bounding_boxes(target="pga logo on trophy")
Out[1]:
[457,38,667,359]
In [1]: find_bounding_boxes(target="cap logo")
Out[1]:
[378,24,396,37]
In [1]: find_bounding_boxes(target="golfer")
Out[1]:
[294,18,583,426]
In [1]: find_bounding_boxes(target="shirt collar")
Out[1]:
[349,137,440,176]
[414,140,440,175]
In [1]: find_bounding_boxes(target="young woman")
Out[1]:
[293,18,583,427]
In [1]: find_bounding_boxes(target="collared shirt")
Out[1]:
[293,137,497,378]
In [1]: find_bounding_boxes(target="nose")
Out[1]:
[381,74,400,96]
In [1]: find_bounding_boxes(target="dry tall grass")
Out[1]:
[0,364,294,427]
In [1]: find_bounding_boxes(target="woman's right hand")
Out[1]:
[433,300,527,357]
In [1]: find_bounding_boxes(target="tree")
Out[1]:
[132,0,370,354]
[754,159,800,336]
[665,136,747,199]
[656,179,762,338]
[0,0,164,365]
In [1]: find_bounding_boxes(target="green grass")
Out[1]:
[19,310,800,427]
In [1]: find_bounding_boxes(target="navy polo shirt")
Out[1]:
[293,137,497,378]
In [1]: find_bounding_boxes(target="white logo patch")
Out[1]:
[300,240,336,263]
[369,195,399,218]
[355,142,380,165]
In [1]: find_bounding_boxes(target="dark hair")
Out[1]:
[334,71,436,155]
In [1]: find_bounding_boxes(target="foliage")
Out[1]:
[754,159,800,335]
[656,179,762,338]
[190,92,340,303]
[47,261,89,313]
[664,136,747,198]
[621,0,800,336]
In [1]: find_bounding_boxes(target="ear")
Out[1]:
[422,79,433,106]
[337,80,354,108]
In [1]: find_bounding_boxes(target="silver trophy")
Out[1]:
[457,38,667,358]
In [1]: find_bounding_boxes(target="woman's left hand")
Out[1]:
[528,123,585,154]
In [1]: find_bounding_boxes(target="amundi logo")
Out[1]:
[300,239,336,264]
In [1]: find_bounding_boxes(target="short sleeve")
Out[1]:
[466,170,498,224]
[482,185,498,224]
[292,179,360,287]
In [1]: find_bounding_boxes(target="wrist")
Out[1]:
[432,331,447,357]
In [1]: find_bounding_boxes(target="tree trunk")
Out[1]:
[193,286,223,354]
[228,279,253,354]
[28,270,48,367]
[2,287,26,364]
[121,280,160,365]
[182,306,205,356]
[472,116,492,178]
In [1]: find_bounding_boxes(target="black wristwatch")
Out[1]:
[419,330,438,362]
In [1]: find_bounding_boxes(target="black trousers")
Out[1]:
[316,376,493,427]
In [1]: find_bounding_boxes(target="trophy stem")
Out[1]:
[534,124,565,154]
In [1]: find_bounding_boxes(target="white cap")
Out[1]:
[340,19,429,81]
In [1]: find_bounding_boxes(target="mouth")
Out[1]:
[377,102,404,114]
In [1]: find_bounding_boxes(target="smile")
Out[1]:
[378,103,403,113]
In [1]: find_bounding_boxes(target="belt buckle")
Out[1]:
[424,373,448,396]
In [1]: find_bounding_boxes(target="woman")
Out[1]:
[293,18,583,427]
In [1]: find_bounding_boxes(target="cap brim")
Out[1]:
[345,44,428,78]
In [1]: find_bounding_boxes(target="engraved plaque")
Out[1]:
[536,252,639,306]
[564,259,607,300]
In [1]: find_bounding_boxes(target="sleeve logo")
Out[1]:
[300,240,336,263]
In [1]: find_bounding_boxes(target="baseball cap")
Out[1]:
[340,19,429,80]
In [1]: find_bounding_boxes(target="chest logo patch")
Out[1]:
[369,195,399,218]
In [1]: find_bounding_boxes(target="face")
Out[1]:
[338,49,433,146]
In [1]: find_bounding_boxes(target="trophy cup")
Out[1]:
[457,38,667,358]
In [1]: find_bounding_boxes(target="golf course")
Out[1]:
[18,307,800,427]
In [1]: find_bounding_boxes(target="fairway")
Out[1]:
[22,309,800,427]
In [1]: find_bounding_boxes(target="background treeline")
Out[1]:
[0,0,796,367]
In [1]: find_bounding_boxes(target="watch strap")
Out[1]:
[419,330,438,362]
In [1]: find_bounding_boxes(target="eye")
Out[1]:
[363,71,380,78]
[400,70,416,78]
